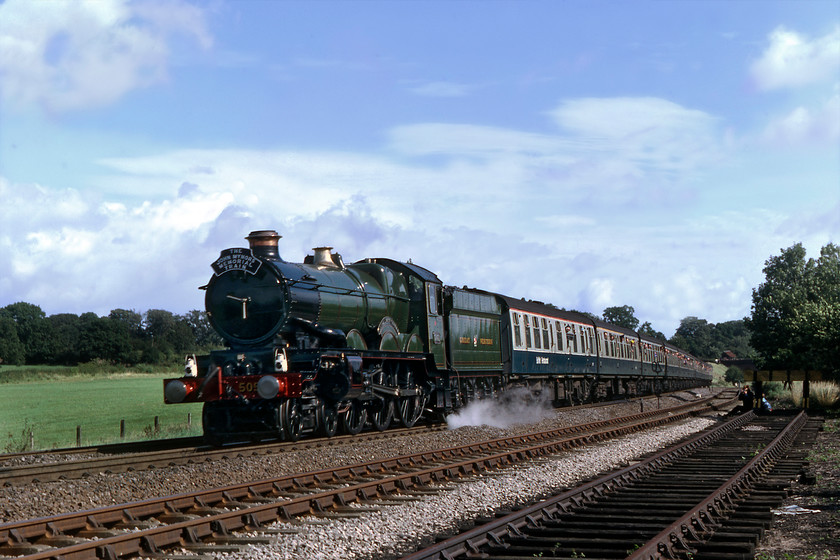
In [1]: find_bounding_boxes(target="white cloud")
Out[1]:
[0,96,835,335]
[581,278,615,312]
[388,98,723,211]
[548,98,721,171]
[750,25,840,91]
[0,0,211,113]
[762,93,840,145]
[549,97,714,139]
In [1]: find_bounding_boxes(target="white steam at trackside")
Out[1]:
[446,387,556,429]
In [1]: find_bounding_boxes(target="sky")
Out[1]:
[0,0,838,338]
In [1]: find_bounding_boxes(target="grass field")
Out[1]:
[0,372,204,451]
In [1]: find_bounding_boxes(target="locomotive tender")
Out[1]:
[164,230,712,443]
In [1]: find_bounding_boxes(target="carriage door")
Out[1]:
[426,283,447,368]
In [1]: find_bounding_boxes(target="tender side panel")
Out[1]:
[445,288,502,372]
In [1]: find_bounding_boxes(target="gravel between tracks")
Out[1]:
[216,416,717,560]
[1,390,724,557]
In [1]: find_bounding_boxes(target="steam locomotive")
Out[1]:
[163,230,712,443]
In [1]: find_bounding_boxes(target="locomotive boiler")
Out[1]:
[164,229,713,444]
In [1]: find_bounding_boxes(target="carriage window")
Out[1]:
[567,326,578,353]
[549,320,556,351]
[532,316,542,349]
[513,313,523,348]
[555,321,564,351]
[541,318,550,349]
[524,315,533,348]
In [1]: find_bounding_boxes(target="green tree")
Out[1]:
[724,366,744,385]
[77,313,132,364]
[183,309,223,349]
[670,316,714,360]
[47,313,82,365]
[638,321,666,340]
[746,243,840,378]
[711,320,754,360]
[602,305,640,330]
[142,309,195,362]
[0,316,25,366]
[109,309,143,336]
[0,302,54,364]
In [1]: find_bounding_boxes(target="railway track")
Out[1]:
[0,390,734,487]
[0,436,205,466]
[0,425,445,487]
[401,410,821,560]
[0,393,733,560]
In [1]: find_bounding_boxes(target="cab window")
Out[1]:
[427,284,437,314]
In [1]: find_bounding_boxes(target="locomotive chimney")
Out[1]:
[312,246,340,268]
[246,230,282,260]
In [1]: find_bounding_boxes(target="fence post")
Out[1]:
[29,431,34,450]
[188,412,192,427]
[76,425,81,447]
[154,416,159,434]
[120,419,126,439]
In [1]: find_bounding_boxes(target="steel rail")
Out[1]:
[0,402,696,541]
[0,399,721,559]
[626,410,808,560]
[0,424,446,486]
[0,390,734,487]
[0,436,205,463]
[398,411,808,560]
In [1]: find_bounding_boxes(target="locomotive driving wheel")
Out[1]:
[369,365,395,431]
[396,367,426,428]
[341,400,367,435]
[279,398,302,441]
[316,402,339,438]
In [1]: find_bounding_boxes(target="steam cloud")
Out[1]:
[446,387,556,429]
